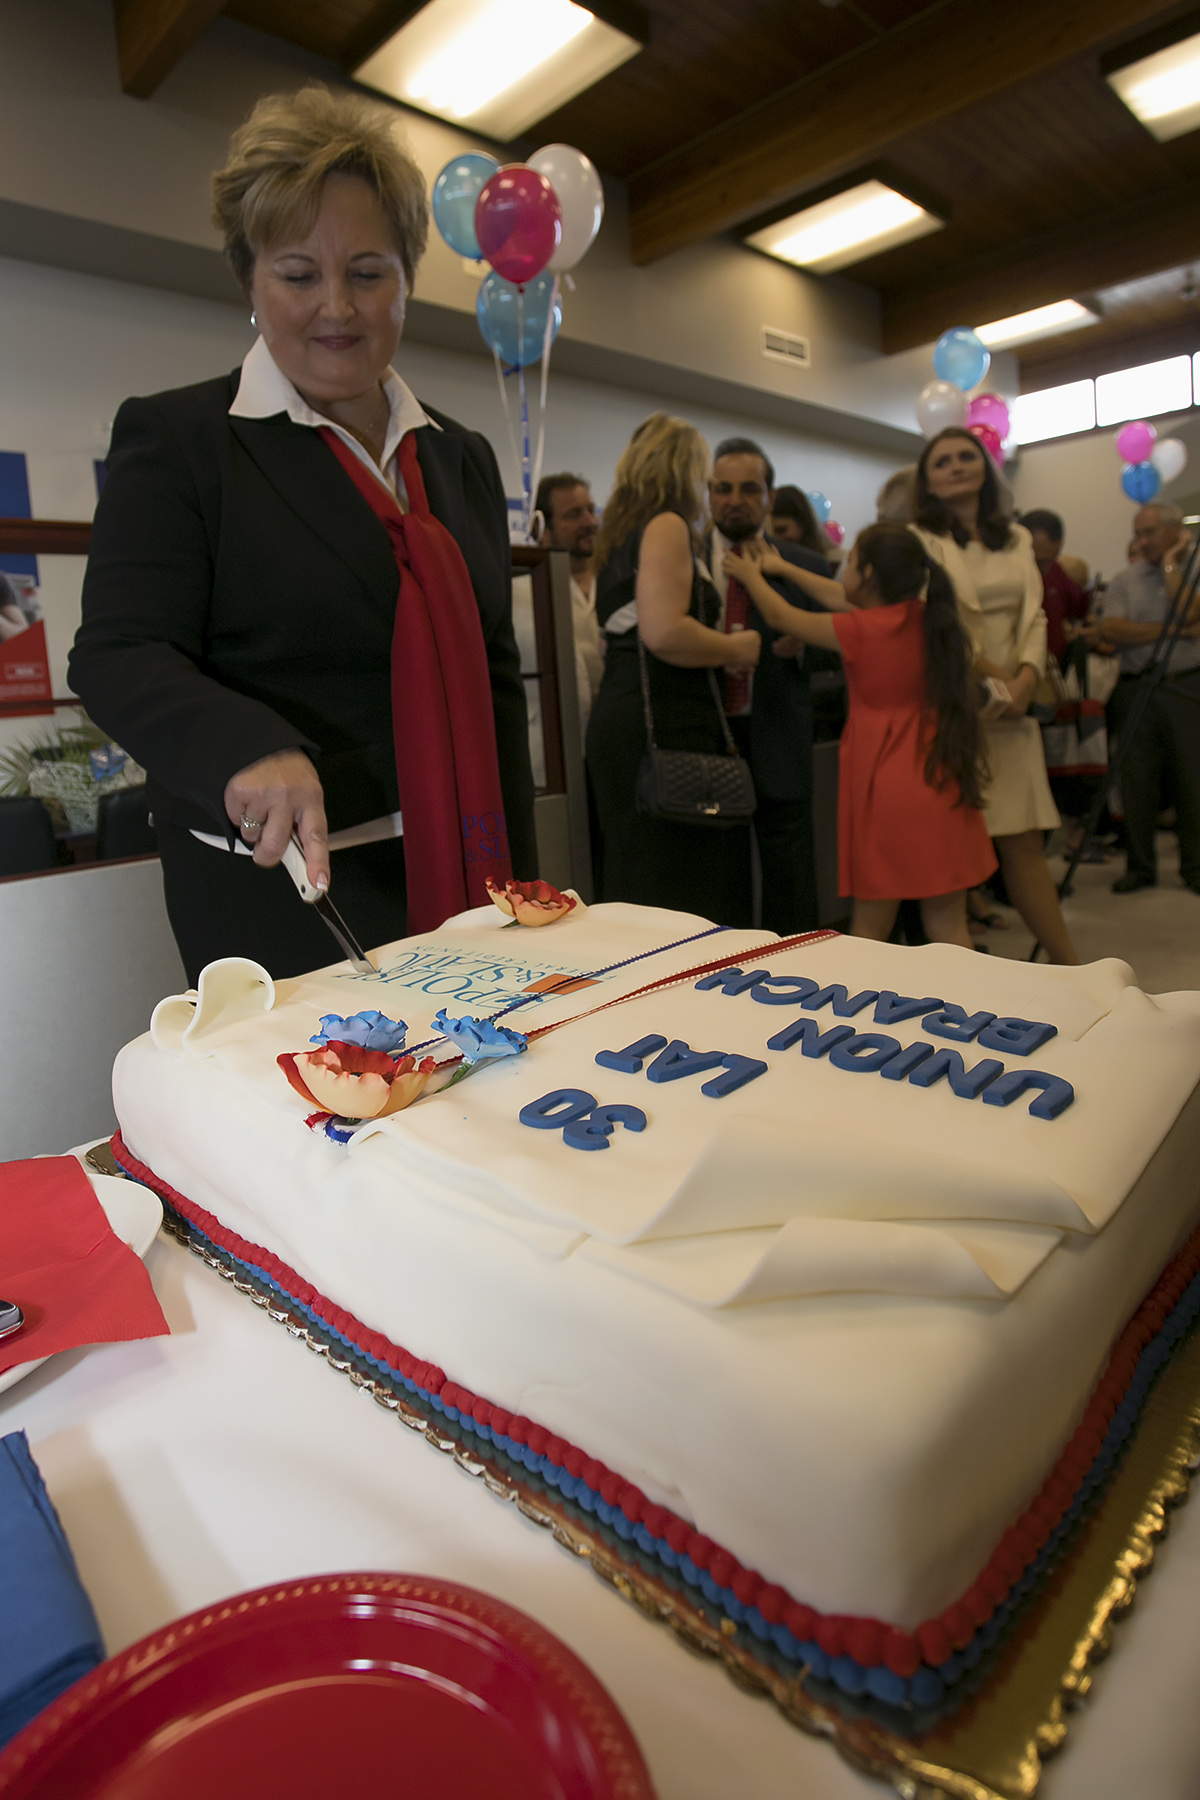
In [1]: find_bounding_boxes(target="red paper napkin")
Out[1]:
[0,1158,169,1376]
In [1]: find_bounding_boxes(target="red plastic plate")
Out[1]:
[0,1573,656,1799]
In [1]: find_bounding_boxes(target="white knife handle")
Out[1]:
[282,836,321,904]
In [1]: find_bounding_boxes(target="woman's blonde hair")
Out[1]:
[594,414,711,573]
[212,84,429,295]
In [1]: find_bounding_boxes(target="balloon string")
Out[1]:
[517,285,531,539]
[530,273,558,520]
[490,338,522,515]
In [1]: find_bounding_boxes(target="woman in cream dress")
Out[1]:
[912,428,1077,964]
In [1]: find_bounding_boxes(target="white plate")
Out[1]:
[0,1167,163,1398]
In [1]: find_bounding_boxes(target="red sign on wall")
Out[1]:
[0,618,53,716]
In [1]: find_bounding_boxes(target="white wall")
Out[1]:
[1011,410,1200,582]
[0,251,906,767]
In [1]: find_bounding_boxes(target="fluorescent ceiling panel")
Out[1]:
[1107,31,1200,141]
[975,300,1098,350]
[744,180,943,274]
[353,0,641,141]
[1011,381,1096,446]
[1095,356,1193,426]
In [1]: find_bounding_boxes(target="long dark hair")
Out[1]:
[915,428,1013,552]
[855,523,987,810]
[771,484,828,556]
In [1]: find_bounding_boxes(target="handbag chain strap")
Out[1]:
[634,550,741,757]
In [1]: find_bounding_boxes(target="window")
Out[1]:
[1095,356,1193,426]
[1011,381,1096,446]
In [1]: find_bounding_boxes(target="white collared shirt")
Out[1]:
[229,333,441,508]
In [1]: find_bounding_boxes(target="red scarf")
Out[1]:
[318,427,512,933]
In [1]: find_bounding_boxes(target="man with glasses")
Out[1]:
[707,436,833,931]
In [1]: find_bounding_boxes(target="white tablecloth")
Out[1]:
[3,1224,1200,1799]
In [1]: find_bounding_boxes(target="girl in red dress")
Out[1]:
[724,522,995,948]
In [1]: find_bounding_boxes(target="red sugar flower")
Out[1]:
[485,876,576,927]
[278,1041,436,1120]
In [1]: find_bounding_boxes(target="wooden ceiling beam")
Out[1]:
[114,0,228,98]
[881,179,1200,353]
[627,0,1182,266]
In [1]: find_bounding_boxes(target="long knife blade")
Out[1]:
[281,838,377,974]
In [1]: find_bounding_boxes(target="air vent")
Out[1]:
[762,326,811,369]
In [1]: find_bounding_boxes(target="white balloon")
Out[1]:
[916,379,968,437]
[527,143,604,272]
[1151,437,1188,485]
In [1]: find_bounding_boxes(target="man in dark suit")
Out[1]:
[707,436,833,933]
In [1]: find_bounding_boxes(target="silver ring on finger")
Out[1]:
[240,814,264,832]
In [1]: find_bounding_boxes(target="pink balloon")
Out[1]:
[969,422,1005,465]
[824,521,845,546]
[966,393,1010,440]
[1116,419,1156,464]
[475,166,561,287]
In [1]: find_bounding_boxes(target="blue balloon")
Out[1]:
[807,490,832,524]
[933,327,991,394]
[432,153,499,259]
[476,271,561,368]
[1121,460,1162,503]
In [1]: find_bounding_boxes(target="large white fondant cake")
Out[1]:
[111,901,1200,1706]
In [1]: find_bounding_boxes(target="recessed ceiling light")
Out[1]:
[975,300,1099,350]
[1106,29,1200,141]
[743,180,943,275]
[353,0,642,142]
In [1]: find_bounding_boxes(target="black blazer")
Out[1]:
[69,370,537,875]
[707,532,833,800]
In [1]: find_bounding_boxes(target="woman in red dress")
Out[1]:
[724,522,995,948]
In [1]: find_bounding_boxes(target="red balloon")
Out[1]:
[824,521,845,546]
[968,422,1004,465]
[475,166,561,287]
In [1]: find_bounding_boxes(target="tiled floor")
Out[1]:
[979,832,1200,993]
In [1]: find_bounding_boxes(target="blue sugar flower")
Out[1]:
[310,1010,408,1055]
[432,1009,527,1065]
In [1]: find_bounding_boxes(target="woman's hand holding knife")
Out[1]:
[224,749,331,893]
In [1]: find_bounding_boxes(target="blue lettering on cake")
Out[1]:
[873,991,944,1026]
[801,984,880,1017]
[977,1017,1058,1057]
[596,1034,668,1074]
[694,967,771,995]
[748,974,819,1005]
[700,1055,768,1098]
[828,1033,902,1073]
[921,1004,997,1043]
[878,1041,936,1081]
[908,1049,1004,1099]
[518,1089,596,1128]
[766,1018,855,1056]
[646,1041,729,1082]
[981,1069,1075,1119]
[563,1104,647,1151]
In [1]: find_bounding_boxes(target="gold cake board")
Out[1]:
[90,1142,1200,1800]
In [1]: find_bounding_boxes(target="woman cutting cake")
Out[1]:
[69,85,535,983]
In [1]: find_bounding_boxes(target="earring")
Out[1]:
[250,311,257,329]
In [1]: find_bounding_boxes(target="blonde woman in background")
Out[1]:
[585,414,761,919]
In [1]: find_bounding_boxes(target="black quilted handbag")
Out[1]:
[634,635,756,829]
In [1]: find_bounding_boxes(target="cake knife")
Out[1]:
[281,836,377,974]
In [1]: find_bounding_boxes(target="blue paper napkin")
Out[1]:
[0,1431,104,1748]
